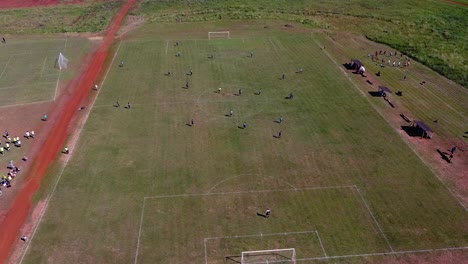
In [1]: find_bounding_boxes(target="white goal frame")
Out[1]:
[208,31,230,39]
[58,52,69,70]
[241,248,296,264]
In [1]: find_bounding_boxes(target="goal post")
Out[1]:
[208,31,230,39]
[241,248,296,264]
[57,52,69,70]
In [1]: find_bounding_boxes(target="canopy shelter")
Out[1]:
[378,86,392,97]
[412,120,433,138]
[350,59,363,71]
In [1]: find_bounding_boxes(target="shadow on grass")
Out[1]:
[436,149,451,163]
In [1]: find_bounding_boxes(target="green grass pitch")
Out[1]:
[22,23,467,263]
[0,38,91,106]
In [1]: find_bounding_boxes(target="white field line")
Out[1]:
[315,231,327,257]
[134,198,146,264]
[393,67,466,119]
[18,41,123,263]
[137,186,353,263]
[39,57,48,78]
[0,55,13,80]
[144,185,355,200]
[204,231,317,264]
[205,230,317,241]
[353,185,394,252]
[312,37,366,97]
[91,94,356,108]
[165,40,169,56]
[0,100,50,109]
[0,82,56,91]
[299,246,468,261]
[313,35,467,212]
[18,150,72,264]
[0,49,66,57]
[53,38,68,101]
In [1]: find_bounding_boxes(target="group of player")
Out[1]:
[0,130,35,194]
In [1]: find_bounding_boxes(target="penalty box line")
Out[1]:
[135,185,353,264]
[204,230,323,264]
[300,246,468,262]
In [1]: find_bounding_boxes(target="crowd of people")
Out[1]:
[0,129,35,195]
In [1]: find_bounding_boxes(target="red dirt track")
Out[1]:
[0,0,138,262]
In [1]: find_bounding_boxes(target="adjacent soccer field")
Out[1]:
[0,38,91,106]
[22,22,467,263]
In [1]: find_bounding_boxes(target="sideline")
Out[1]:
[18,41,123,263]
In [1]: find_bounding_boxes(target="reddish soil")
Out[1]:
[439,0,468,7]
[0,0,138,263]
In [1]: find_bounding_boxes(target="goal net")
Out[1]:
[241,248,296,264]
[58,52,69,70]
[208,31,230,39]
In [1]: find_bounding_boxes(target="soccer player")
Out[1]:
[229,110,233,117]
[116,100,120,107]
[265,208,271,217]
[279,116,283,124]
[127,102,131,108]
[185,82,189,89]
[282,73,285,80]
[191,119,194,126]
[278,131,282,138]
[119,60,124,67]
[243,122,247,129]
[239,89,242,95]
[218,87,222,93]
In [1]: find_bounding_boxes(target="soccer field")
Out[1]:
[0,38,92,106]
[21,22,467,263]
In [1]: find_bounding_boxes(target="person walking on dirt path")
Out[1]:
[42,114,48,121]
[63,147,69,154]
[21,236,27,242]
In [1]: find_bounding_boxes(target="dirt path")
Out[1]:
[439,0,468,7]
[0,0,138,263]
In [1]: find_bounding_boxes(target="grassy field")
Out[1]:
[0,1,123,34]
[0,37,92,106]
[21,21,467,263]
[136,0,468,88]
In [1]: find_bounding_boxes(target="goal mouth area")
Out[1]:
[208,31,230,39]
[240,248,296,264]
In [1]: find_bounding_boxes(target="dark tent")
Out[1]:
[412,120,433,138]
[350,59,363,70]
[378,86,392,93]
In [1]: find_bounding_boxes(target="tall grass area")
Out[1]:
[22,23,467,263]
[137,0,468,87]
[0,0,124,34]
